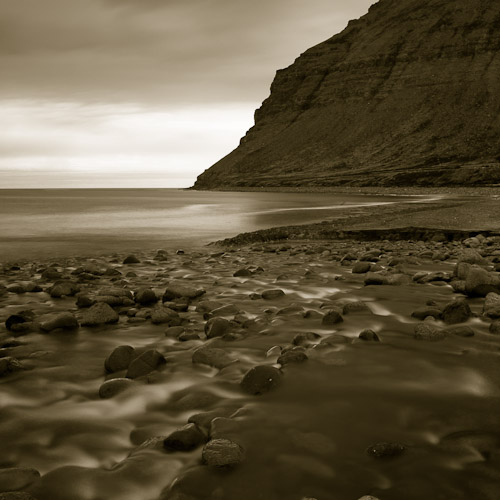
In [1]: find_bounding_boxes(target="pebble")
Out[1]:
[81,302,119,326]
[98,378,134,398]
[126,349,166,378]
[202,438,245,467]
[163,423,206,452]
[104,345,136,372]
[240,365,282,395]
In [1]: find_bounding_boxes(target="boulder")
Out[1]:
[441,300,472,324]
[483,292,500,318]
[204,317,231,339]
[40,312,79,332]
[240,365,282,395]
[80,302,119,326]
[163,423,206,452]
[162,282,205,301]
[126,349,166,378]
[104,345,136,372]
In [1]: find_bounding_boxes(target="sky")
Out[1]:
[0,0,375,188]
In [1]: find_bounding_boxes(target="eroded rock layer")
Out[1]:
[194,0,500,188]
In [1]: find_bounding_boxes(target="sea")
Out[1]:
[0,188,420,261]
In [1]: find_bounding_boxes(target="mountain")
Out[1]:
[193,0,500,189]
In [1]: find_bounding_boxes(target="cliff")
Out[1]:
[194,0,500,189]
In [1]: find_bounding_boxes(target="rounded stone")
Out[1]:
[163,423,206,452]
[135,287,158,305]
[126,349,166,379]
[104,345,136,372]
[414,323,446,341]
[277,350,308,365]
[81,302,119,326]
[441,300,472,324]
[40,312,79,332]
[261,289,285,300]
[98,378,134,398]
[321,310,344,326]
[358,329,380,341]
[202,438,245,467]
[204,317,231,339]
[240,365,282,395]
[489,321,500,334]
[0,467,40,491]
[123,255,140,264]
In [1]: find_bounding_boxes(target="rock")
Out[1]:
[154,250,169,261]
[162,282,205,301]
[358,329,380,341]
[0,493,39,500]
[165,326,185,338]
[342,301,371,314]
[75,293,95,308]
[195,301,226,314]
[192,347,236,369]
[352,261,372,274]
[0,467,40,491]
[261,289,286,300]
[233,268,253,277]
[441,300,472,324]
[48,280,80,298]
[81,302,119,326]
[179,332,200,341]
[411,307,442,320]
[277,349,308,365]
[163,423,206,452]
[386,273,411,286]
[321,310,343,326]
[126,349,166,378]
[104,345,136,372]
[366,442,406,459]
[458,249,488,265]
[7,284,26,294]
[319,334,350,346]
[0,357,24,377]
[95,295,125,307]
[5,310,35,331]
[483,292,500,318]
[204,317,231,339]
[414,323,446,341]
[41,268,63,280]
[292,332,321,346]
[40,312,79,332]
[489,321,500,334]
[364,272,388,286]
[123,255,140,264]
[150,305,181,326]
[240,365,282,395]
[464,266,500,297]
[202,439,245,467]
[135,287,158,305]
[188,407,239,432]
[444,325,475,337]
[98,378,134,398]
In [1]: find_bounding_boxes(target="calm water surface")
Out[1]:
[0,189,421,260]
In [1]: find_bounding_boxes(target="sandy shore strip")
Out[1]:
[1,218,500,499]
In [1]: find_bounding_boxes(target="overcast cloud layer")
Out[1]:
[0,0,374,187]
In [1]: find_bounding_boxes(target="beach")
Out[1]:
[0,189,500,500]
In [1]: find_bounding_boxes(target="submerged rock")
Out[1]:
[261,289,285,300]
[192,347,236,369]
[163,423,206,452]
[240,365,282,395]
[0,357,24,377]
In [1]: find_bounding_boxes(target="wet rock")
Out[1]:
[292,332,321,346]
[95,295,125,307]
[207,304,240,318]
[364,272,388,286]
[123,255,140,264]
[103,267,121,276]
[104,345,136,372]
[163,423,206,452]
[444,325,475,337]
[7,284,26,294]
[75,293,95,308]
[240,365,282,395]
[0,467,40,492]
[249,293,262,300]
[0,357,24,377]
[458,249,488,265]
[319,334,350,346]
[41,268,63,280]
[151,305,181,326]
[202,439,245,467]
[162,282,205,302]
[135,287,158,305]
[414,323,446,341]
[98,378,134,398]
[261,289,285,300]
[81,302,119,326]
[188,407,239,432]
[483,292,500,319]
[126,349,166,378]
[165,326,185,338]
[233,268,253,277]
[441,300,472,324]
[166,299,189,312]
[40,312,79,332]
[358,329,380,341]
[179,332,201,341]
[342,301,371,315]
[387,273,411,286]
[321,310,343,326]
[0,493,39,500]
[195,301,226,314]
[464,266,500,297]
[5,310,35,332]
[48,280,80,298]
[352,261,371,274]
[489,321,500,334]
[204,317,231,339]
[366,442,406,459]
[277,349,308,365]
[154,250,169,261]
[192,347,236,369]
[411,307,442,321]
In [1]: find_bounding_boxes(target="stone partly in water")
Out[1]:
[126,349,166,379]
[134,287,158,305]
[162,282,206,302]
[98,378,134,398]
[201,438,245,467]
[483,292,500,319]
[240,365,282,395]
[163,423,207,452]
[104,345,136,373]
[123,255,140,264]
[192,347,236,370]
[0,357,24,377]
[277,349,308,366]
[321,310,344,326]
[150,305,181,326]
[358,329,380,341]
[39,312,79,332]
[204,317,231,339]
[261,289,286,300]
[414,323,446,341]
[81,302,119,326]
[441,300,472,324]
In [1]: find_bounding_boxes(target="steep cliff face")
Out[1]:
[194,0,500,189]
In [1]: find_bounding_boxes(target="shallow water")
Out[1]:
[0,189,424,260]
[1,240,500,499]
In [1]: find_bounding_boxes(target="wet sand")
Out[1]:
[1,190,500,500]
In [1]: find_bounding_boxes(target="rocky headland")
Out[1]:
[194,0,500,189]
[1,199,500,498]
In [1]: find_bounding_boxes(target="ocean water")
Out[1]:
[0,188,416,261]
